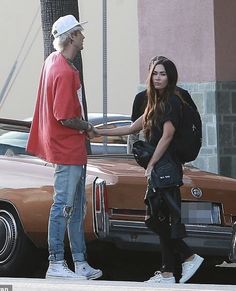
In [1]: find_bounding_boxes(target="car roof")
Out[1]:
[88,113,130,125]
[0,118,31,133]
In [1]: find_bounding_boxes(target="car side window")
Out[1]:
[0,129,28,156]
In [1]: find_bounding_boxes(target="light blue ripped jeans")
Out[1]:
[48,164,86,262]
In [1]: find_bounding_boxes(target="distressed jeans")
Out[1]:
[48,164,86,262]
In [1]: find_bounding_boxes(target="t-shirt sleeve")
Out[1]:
[131,91,147,122]
[53,70,81,121]
[131,94,141,122]
[162,95,182,130]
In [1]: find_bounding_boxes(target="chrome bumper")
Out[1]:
[103,219,232,257]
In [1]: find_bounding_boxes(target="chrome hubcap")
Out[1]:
[0,210,17,264]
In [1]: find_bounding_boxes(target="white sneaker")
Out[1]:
[46,260,87,280]
[75,261,103,280]
[145,271,176,284]
[179,254,204,283]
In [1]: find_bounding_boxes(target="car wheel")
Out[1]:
[0,208,38,276]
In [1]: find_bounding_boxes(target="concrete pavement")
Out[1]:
[0,278,236,291]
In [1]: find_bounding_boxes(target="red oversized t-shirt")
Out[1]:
[27,52,87,165]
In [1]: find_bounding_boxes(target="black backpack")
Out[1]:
[174,92,202,164]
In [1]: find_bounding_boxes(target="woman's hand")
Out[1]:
[145,165,153,179]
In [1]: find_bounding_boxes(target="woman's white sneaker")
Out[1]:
[46,260,87,280]
[179,254,204,283]
[145,271,176,283]
[75,261,103,280]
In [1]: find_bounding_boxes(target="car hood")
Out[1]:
[0,156,54,189]
[88,156,236,189]
[183,165,236,191]
[0,155,142,189]
[87,155,144,177]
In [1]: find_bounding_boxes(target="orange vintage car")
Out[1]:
[0,118,235,276]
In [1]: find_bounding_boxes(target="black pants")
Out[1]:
[160,235,193,273]
[145,185,193,274]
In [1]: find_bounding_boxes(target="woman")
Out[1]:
[94,56,203,284]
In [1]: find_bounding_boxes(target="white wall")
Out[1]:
[79,0,140,114]
[0,0,43,119]
[0,0,139,119]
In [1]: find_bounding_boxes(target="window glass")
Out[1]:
[0,128,28,156]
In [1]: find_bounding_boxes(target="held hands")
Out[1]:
[86,124,109,140]
[86,125,100,139]
[87,129,95,139]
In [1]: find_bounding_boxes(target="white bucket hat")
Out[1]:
[52,15,87,38]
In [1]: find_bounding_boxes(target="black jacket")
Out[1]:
[144,181,186,239]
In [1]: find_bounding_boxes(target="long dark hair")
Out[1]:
[143,56,179,140]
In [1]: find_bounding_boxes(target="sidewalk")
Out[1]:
[0,278,236,291]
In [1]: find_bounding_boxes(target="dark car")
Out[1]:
[0,113,131,156]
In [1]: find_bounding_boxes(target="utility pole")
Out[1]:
[102,0,108,152]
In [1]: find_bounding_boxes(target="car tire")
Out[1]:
[0,207,38,276]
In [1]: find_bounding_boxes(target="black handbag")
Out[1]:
[132,140,182,188]
[132,140,155,169]
[150,152,182,189]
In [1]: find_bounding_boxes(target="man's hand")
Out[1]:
[87,128,96,139]
[86,127,101,139]
[86,124,96,139]
[93,128,99,136]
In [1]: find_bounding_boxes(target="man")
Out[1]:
[27,15,102,280]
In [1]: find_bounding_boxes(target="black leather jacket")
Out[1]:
[144,181,186,239]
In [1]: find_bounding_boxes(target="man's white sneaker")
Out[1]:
[75,261,103,280]
[179,254,204,283]
[145,271,176,284]
[46,260,87,280]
